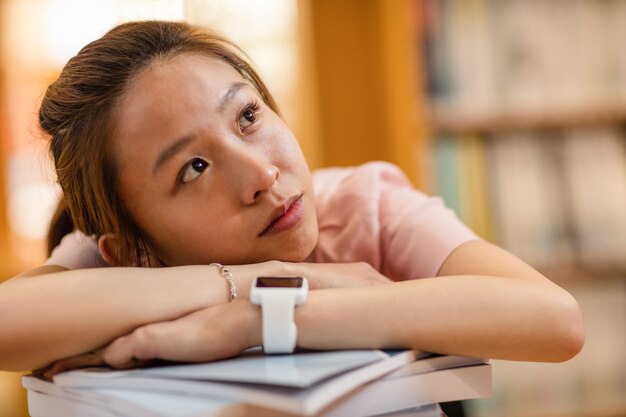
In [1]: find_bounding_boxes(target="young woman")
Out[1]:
[0,21,583,377]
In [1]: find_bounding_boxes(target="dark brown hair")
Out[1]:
[42,20,279,266]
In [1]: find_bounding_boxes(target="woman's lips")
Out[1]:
[260,195,304,236]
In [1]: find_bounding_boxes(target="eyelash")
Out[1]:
[238,100,260,132]
[176,157,209,186]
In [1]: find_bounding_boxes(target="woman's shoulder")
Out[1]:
[45,230,107,269]
[309,161,478,278]
[312,161,412,203]
[309,162,419,267]
[312,160,410,184]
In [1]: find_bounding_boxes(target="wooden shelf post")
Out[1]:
[307,0,431,191]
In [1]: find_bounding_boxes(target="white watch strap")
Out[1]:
[260,291,298,354]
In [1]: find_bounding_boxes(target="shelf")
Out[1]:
[492,407,626,417]
[536,261,626,285]
[430,103,626,136]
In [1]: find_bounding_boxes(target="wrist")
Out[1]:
[250,276,308,353]
[228,261,286,299]
[209,263,237,303]
[238,299,263,348]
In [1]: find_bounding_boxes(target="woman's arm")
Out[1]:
[296,240,584,362]
[99,240,584,368]
[0,261,391,372]
[0,264,236,371]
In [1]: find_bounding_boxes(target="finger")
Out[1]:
[105,307,246,367]
[104,319,194,368]
[102,336,135,369]
[147,310,246,362]
[39,348,106,380]
[103,331,154,369]
[120,321,207,363]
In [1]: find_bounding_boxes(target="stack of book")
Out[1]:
[23,348,491,417]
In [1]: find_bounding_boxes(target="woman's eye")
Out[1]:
[239,103,258,131]
[180,158,209,184]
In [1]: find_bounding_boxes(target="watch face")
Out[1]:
[255,277,304,288]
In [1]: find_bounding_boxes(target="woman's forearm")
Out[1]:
[0,265,235,371]
[295,276,583,362]
[0,260,392,372]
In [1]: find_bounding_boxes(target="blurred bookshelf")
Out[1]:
[419,1,626,417]
[423,0,626,279]
[307,1,626,417]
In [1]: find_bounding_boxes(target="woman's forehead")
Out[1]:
[113,54,247,138]
[125,53,245,107]
[110,54,248,174]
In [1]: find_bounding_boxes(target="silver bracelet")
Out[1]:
[210,263,237,302]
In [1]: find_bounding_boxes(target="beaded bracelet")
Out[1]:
[209,263,237,302]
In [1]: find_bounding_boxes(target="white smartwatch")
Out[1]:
[250,276,309,354]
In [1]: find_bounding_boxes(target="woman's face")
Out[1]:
[109,53,318,265]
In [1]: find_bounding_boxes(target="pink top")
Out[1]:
[46,162,478,278]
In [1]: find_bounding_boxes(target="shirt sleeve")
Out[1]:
[378,171,479,279]
[309,162,479,279]
[44,230,108,269]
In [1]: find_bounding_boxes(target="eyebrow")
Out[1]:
[218,82,248,112]
[152,134,196,176]
[151,82,249,176]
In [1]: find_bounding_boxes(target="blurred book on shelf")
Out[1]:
[560,127,626,267]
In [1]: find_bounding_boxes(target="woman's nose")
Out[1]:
[231,150,280,204]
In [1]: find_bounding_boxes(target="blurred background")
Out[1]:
[0,0,625,416]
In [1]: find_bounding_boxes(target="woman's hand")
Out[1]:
[36,302,259,378]
[36,348,106,381]
[230,261,393,298]
[292,262,394,289]
[35,301,259,379]
[102,301,261,369]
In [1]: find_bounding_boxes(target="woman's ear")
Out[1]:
[98,234,119,265]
